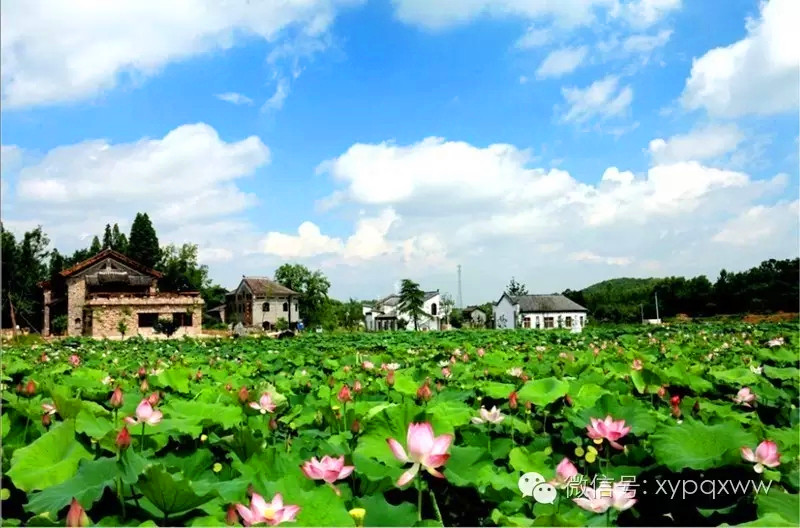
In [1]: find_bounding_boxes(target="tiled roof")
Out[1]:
[241,277,299,297]
[510,294,587,312]
[59,249,162,279]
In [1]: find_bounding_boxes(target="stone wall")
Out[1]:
[86,295,203,338]
[66,278,87,337]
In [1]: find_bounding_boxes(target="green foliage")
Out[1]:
[275,317,289,331]
[398,279,425,330]
[127,212,160,268]
[0,323,797,526]
[51,315,68,335]
[506,277,528,296]
[275,263,331,327]
[153,317,179,337]
[157,243,208,293]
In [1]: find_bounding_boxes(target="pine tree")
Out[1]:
[398,279,425,331]
[111,223,128,253]
[102,224,113,249]
[127,213,160,268]
[89,236,102,254]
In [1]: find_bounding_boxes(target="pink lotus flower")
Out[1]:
[301,455,355,489]
[69,354,81,367]
[362,361,374,370]
[477,348,485,357]
[741,440,780,473]
[573,486,612,513]
[387,422,452,486]
[610,482,637,511]
[249,393,276,414]
[441,366,452,378]
[631,359,643,371]
[42,402,57,416]
[586,416,631,450]
[353,380,363,393]
[124,399,163,426]
[235,492,300,526]
[337,385,352,403]
[734,387,756,407]
[550,458,578,488]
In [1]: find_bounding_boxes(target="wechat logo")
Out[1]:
[518,472,557,504]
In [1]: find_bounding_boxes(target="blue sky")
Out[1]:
[1,0,798,304]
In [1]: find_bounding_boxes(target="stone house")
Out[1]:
[493,293,588,330]
[40,249,203,338]
[463,306,488,327]
[363,290,442,331]
[225,276,300,330]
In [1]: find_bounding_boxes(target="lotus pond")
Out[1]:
[1,324,798,527]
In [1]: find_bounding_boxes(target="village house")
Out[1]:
[225,276,300,330]
[493,293,588,330]
[462,305,488,327]
[40,249,203,338]
[363,290,442,331]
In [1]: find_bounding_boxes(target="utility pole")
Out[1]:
[654,292,660,320]
[457,264,463,309]
[640,303,644,323]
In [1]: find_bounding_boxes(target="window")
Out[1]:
[535,317,541,329]
[580,316,585,325]
[523,317,530,328]
[565,316,572,327]
[543,317,554,329]
[138,313,159,327]
[294,303,298,311]
[282,302,288,312]
[262,302,270,312]
[430,303,437,316]
[173,312,193,327]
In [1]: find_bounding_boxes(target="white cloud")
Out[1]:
[259,221,344,258]
[569,251,633,266]
[622,29,672,53]
[390,0,617,30]
[262,78,291,111]
[559,75,633,123]
[648,124,744,164]
[0,0,358,108]
[215,92,254,105]
[713,200,799,246]
[682,0,799,117]
[514,27,552,49]
[536,46,588,79]
[342,209,399,260]
[619,0,681,28]
[1,145,24,174]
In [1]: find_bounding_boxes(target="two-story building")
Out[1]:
[225,276,300,330]
[40,249,203,338]
[363,290,442,331]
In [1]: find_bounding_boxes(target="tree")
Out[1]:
[340,298,364,331]
[48,249,66,276]
[111,224,128,253]
[1,224,50,330]
[506,277,528,296]
[274,264,331,328]
[128,212,160,268]
[102,224,113,249]
[153,317,179,337]
[440,293,455,326]
[89,236,102,255]
[398,279,425,331]
[158,244,208,292]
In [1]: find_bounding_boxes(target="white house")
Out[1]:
[364,290,442,331]
[226,277,300,330]
[493,293,588,330]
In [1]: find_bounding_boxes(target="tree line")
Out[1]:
[561,258,799,323]
[1,214,364,332]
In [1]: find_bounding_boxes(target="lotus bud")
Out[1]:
[269,418,278,431]
[238,386,249,404]
[226,505,238,526]
[116,426,131,450]
[525,401,532,411]
[138,367,146,378]
[386,370,395,386]
[66,498,90,527]
[337,384,352,403]
[147,392,160,406]
[328,376,336,388]
[24,380,36,397]
[140,379,149,392]
[351,419,361,434]
[195,370,203,381]
[416,381,433,402]
[509,391,519,409]
[353,380,363,393]
[110,387,123,408]
[657,386,667,398]
[436,381,444,392]
[42,413,51,427]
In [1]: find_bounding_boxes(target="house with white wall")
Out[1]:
[226,277,300,330]
[364,290,442,331]
[493,293,588,330]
